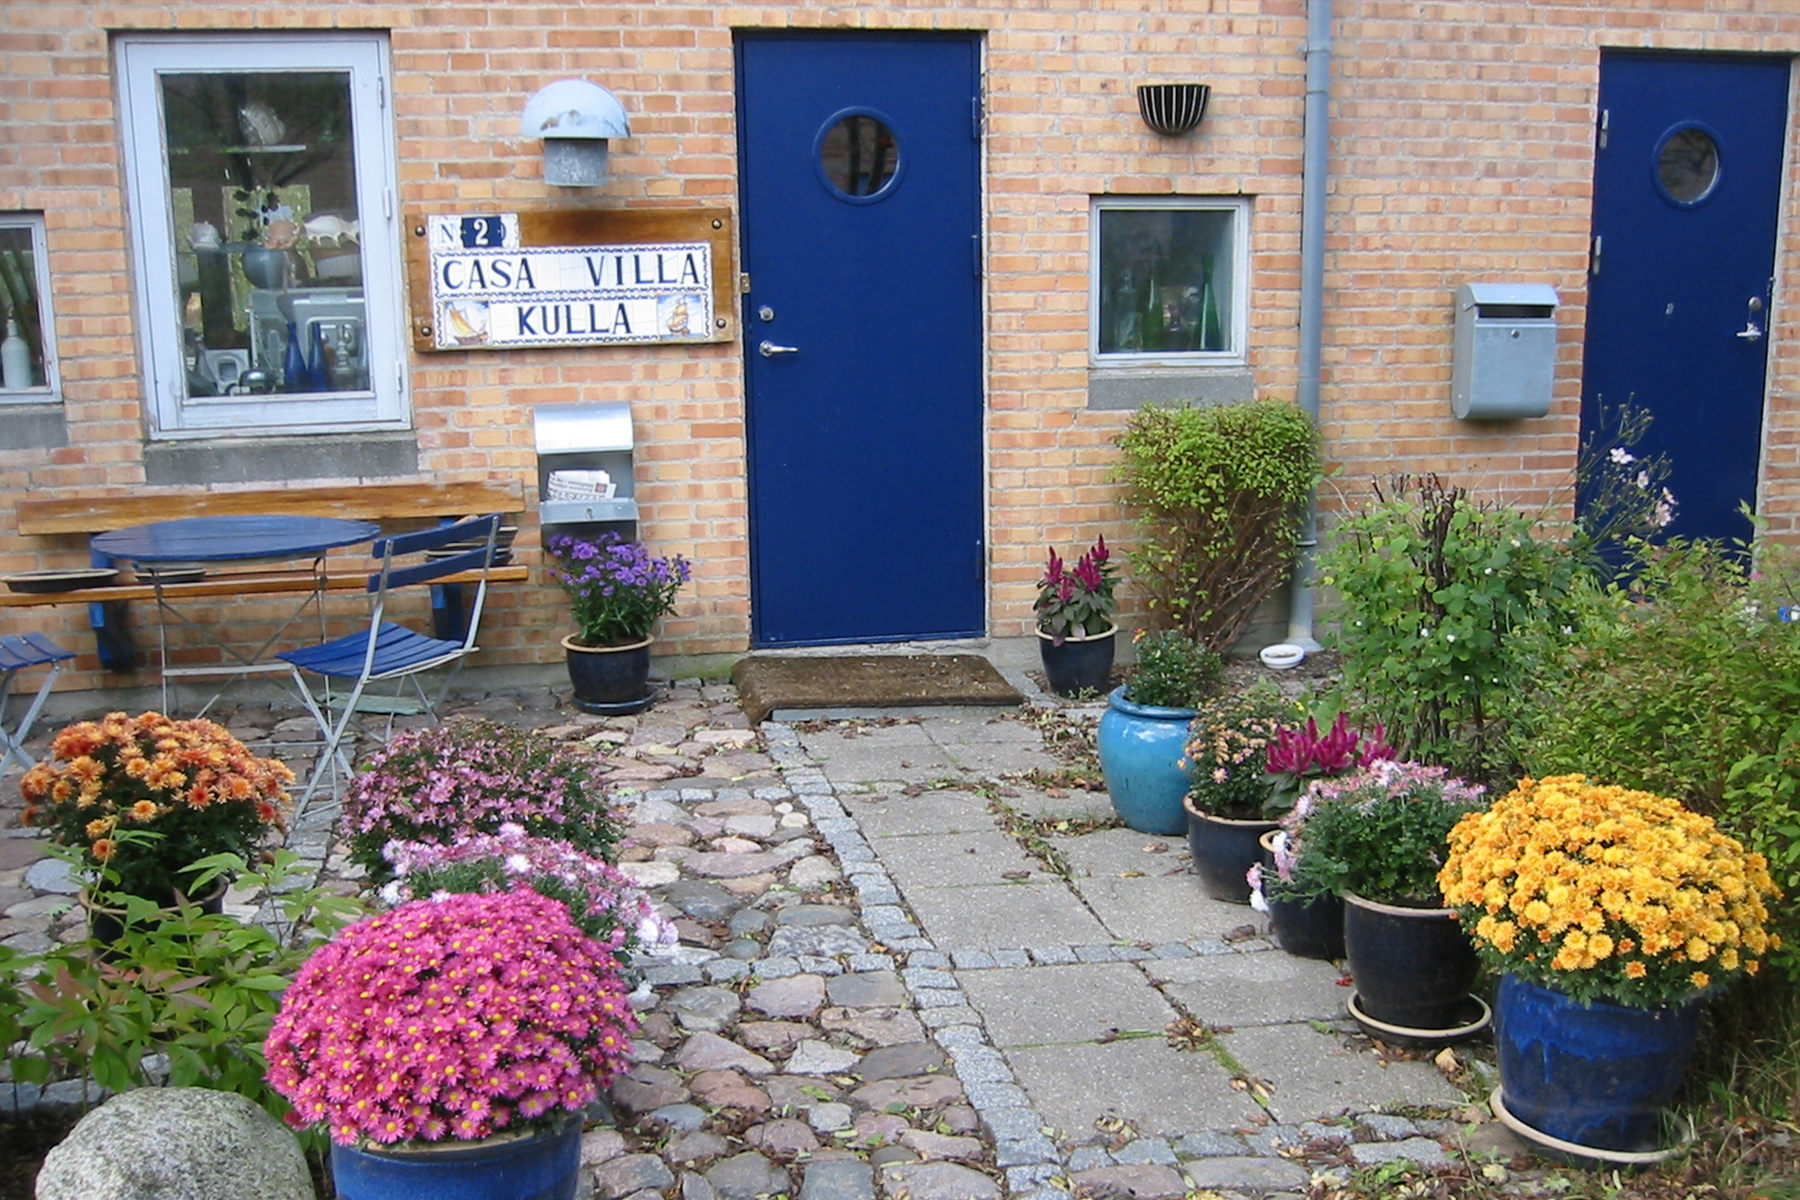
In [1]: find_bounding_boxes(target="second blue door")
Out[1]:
[1581,52,1789,545]
[737,34,983,646]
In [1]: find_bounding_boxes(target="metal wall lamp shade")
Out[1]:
[1136,83,1210,136]
[522,79,631,186]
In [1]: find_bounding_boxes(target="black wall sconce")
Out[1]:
[1136,84,1210,136]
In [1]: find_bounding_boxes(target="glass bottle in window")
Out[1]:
[1141,266,1165,351]
[1113,269,1142,351]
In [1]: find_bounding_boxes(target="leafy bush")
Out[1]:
[1114,400,1320,653]
[1321,474,1576,781]
[8,847,365,1118]
[1296,760,1487,905]
[1515,536,1800,975]
[340,719,624,881]
[1123,628,1221,709]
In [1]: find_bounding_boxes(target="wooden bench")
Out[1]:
[8,480,533,667]
[16,479,529,538]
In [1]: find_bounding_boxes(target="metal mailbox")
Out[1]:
[533,402,637,530]
[1451,282,1559,420]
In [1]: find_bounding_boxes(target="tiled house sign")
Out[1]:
[424,214,715,350]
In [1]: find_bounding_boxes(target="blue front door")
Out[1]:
[737,34,983,646]
[1581,52,1789,545]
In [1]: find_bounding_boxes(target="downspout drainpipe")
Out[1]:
[1286,0,1332,650]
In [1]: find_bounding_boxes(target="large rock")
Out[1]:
[36,1087,311,1200]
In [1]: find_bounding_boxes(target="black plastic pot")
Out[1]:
[1342,890,1479,1029]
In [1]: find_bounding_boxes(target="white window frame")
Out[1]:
[0,213,61,403]
[117,33,408,438]
[1088,195,1251,367]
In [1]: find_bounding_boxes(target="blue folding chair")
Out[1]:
[1,632,77,781]
[278,514,501,815]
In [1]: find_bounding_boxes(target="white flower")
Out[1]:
[1609,447,1636,465]
[378,881,403,906]
[505,853,531,873]
[1445,633,1456,642]
[1636,470,1651,490]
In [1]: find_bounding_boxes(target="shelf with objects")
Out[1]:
[163,75,369,398]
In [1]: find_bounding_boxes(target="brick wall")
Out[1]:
[5,0,1800,692]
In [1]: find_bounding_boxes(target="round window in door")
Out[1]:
[1655,124,1721,206]
[814,109,905,203]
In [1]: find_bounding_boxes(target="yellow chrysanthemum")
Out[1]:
[1440,774,1783,1006]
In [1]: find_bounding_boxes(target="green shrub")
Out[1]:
[1515,536,1800,975]
[1114,400,1320,653]
[1124,629,1221,709]
[9,845,366,1123]
[1320,474,1577,782]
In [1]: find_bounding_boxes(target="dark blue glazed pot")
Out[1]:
[1496,973,1700,1153]
[330,1119,582,1200]
[562,634,654,715]
[1342,891,1479,1029]
[1097,685,1198,835]
[1184,798,1276,903]
[1037,625,1116,697]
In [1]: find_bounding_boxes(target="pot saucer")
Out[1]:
[1347,990,1491,1048]
[1489,1086,1693,1169]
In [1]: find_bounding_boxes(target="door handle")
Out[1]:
[1737,323,1765,342]
[759,341,799,357]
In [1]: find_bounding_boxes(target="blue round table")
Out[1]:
[91,515,380,563]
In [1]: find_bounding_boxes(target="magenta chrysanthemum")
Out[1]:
[264,890,636,1146]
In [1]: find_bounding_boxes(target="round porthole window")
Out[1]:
[1657,125,1720,206]
[816,111,902,202]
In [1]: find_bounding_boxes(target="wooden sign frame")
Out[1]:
[405,207,737,352]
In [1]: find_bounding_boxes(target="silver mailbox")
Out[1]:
[533,402,637,528]
[1451,282,1559,420]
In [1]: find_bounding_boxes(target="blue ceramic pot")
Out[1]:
[1096,685,1197,835]
[1343,891,1479,1030]
[330,1119,582,1200]
[1037,625,1115,697]
[1184,799,1276,903]
[562,634,654,715]
[1496,973,1700,1153]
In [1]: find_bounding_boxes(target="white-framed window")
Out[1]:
[1090,196,1250,364]
[118,33,407,438]
[0,213,60,402]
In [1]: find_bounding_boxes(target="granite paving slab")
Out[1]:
[1218,1022,1464,1124]
[901,881,1115,950]
[1072,875,1256,945]
[1155,949,1351,1026]
[957,964,1179,1047]
[837,790,997,837]
[873,829,1056,888]
[1006,1039,1265,1139]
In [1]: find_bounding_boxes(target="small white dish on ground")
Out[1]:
[1259,643,1306,670]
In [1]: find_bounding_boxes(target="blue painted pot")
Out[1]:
[1037,625,1116,697]
[1495,973,1701,1153]
[330,1119,582,1200]
[1096,685,1198,835]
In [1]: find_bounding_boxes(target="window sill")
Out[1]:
[1086,364,1254,411]
[143,431,419,486]
[0,402,68,450]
